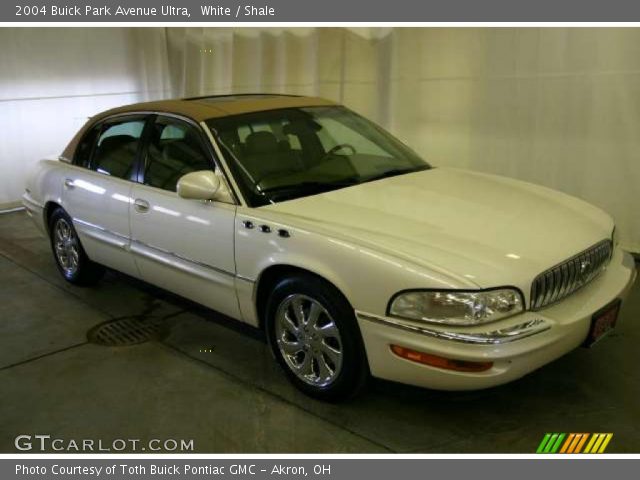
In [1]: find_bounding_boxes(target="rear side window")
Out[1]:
[74,125,100,168]
[143,117,212,192]
[91,119,145,180]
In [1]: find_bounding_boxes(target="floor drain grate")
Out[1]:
[87,316,169,346]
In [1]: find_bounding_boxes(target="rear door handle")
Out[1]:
[63,178,75,189]
[133,198,150,213]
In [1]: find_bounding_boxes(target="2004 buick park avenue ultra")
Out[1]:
[23,94,637,400]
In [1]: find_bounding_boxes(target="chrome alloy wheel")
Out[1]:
[274,294,344,387]
[53,218,80,276]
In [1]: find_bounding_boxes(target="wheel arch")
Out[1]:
[254,263,352,332]
[43,200,64,235]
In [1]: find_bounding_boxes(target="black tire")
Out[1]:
[48,207,105,286]
[265,273,369,401]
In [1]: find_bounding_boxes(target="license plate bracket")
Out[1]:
[583,299,621,348]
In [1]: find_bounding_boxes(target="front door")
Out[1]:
[128,115,240,318]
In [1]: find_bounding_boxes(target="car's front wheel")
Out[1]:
[265,273,369,401]
[49,207,105,285]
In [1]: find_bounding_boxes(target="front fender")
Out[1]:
[234,211,468,322]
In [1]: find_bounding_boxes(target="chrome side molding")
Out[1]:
[73,217,257,284]
[74,218,129,250]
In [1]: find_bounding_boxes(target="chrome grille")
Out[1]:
[530,240,612,310]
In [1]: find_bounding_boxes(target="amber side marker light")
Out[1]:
[390,345,493,372]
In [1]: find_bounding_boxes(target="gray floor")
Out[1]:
[1,210,639,453]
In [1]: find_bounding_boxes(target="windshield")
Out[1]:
[206,106,430,206]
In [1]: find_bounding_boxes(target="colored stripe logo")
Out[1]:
[536,433,613,453]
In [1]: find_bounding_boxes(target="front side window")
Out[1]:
[206,106,429,206]
[142,117,212,192]
[91,119,145,180]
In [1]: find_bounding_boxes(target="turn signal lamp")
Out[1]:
[390,345,493,372]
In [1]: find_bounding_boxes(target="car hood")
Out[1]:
[262,168,614,289]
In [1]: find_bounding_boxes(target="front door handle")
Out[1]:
[63,178,75,189]
[133,198,150,213]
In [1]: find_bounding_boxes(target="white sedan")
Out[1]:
[23,94,637,400]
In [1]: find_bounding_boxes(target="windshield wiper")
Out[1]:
[363,166,427,183]
[260,179,357,194]
[258,167,427,201]
[259,179,359,202]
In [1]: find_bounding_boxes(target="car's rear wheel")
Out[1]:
[265,273,368,401]
[49,208,104,285]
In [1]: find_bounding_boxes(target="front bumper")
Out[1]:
[357,248,637,390]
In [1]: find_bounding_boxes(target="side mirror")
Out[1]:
[177,170,222,201]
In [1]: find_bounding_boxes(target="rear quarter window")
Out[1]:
[73,125,100,168]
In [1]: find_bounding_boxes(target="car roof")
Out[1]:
[95,94,338,123]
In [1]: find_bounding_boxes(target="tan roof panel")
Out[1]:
[95,94,337,123]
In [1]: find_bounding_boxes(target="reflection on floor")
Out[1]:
[1,211,639,453]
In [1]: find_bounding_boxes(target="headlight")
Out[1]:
[388,288,523,326]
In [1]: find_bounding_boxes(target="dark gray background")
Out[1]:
[3,0,640,22]
[4,459,640,480]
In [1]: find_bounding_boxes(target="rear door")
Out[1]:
[128,115,240,318]
[62,115,148,277]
